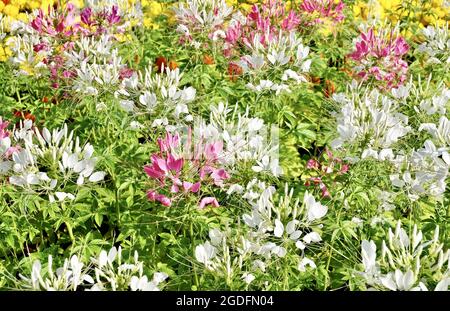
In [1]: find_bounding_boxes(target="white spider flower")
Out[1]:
[356,222,449,291]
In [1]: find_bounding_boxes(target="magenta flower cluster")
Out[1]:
[300,0,345,26]
[224,0,301,56]
[348,28,410,90]
[144,131,230,209]
[31,3,121,37]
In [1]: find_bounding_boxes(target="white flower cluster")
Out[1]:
[71,35,130,97]
[420,116,450,149]
[332,80,449,202]
[20,254,92,291]
[116,65,196,124]
[5,20,47,76]
[195,182,328,285]
[89,246,168,291]
[389,130,449,201]
[194,227,253,285]
[241,184,327,261]
[409,78,449,116]
[359,221,449,291]
[417,24,450,66]
[173,0,233,36]
[18,247,168,291]
[194,102,282,176]
[1,119,105,202]
[390,83,449,201]
[331,84,411,155]
[240,31,311,95]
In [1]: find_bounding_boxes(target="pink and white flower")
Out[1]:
[348,28,409,90]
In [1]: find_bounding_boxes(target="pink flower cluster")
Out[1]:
[29,3,130,90]
[224,0,301,56]
[0,118,19,159]
[300,0,345,26]
[144,131,230,209]
[348,28,410,90]
[0,118,9,139]
[305,148,349,198]
[31,3,121,37]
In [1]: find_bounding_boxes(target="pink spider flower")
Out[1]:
[119,67,134,80]
[106,5,121,25]
[306,159,319,169]
[225,22,242,46]
[245,5,274,46]
[348,28,410,90]
[81,8,93,26]
[33,42,49,53]
[157,132,180,152]
[31,3,78,37]
[261,0,286,20]
[144,131,230,209]
[0,118,10,139]
[300,0,345,25]
[221,0,303,62]
[282,10,301,31]
[245,0,300,44]
[0,117,19,158]
[147,190,172,207]
[199,197,220,209]
[144,153,184,183]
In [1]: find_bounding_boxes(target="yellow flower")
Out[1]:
[148,1,163,16]
[353,2,368,20]
[69,0,85,9]
[436,19,446,27]
[17,13,28,22]
[423,14,435,26]
[144,17,160,29]
[352,0,449,30]
[115,33,133,42]
[164,7,176,25]
[286,4,292,11]
[431,0,444,8]
[28,1,40,10]
[10,0,26,7]
[3,5,20,18]
[0,2,5,13]
[19,62,35,76]
[400,29,414,39]
[370,2,385,20]
[142,1,165,28]
[40,0,56,11]
[436,8,448,18]
[379,0,400,11]
[318,21,334,37]
[240,3,253,12]
[0,45,12,62]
